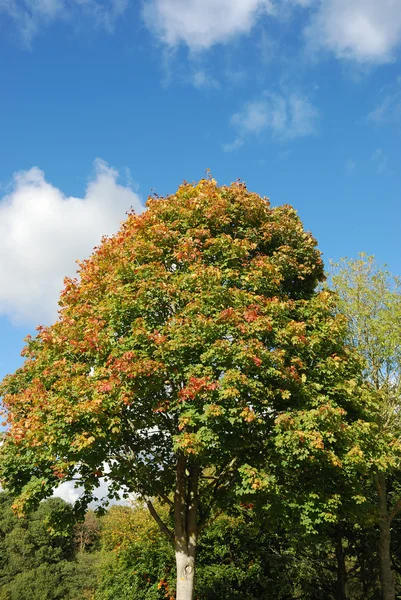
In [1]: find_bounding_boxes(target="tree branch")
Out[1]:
[146,500,174,542]
[159,493,174,508]
[389,497,401,523]
[197,508,223,533]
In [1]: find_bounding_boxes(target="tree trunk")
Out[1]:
[378,517,395,600]
[376,474,396,600]
[335,534,347,600]
[146,454,200,600]
[175,541,196,600]
[174,454,199,600]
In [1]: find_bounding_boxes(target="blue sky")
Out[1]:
[0,0,400,386]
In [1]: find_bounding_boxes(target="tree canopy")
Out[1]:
[0,179,363,599]
[331,254,401,600]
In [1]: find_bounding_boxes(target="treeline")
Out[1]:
[1,490,401,600]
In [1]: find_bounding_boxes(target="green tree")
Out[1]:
[96,502,174,600]
[96,501,377,600]
[331,254,401,600]
[0,493,97,600]
[1,179,362,600]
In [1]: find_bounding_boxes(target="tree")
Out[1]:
[74,509,101,553]
[330,254,401,600]
[96,502,174,600]
[0,179,361,600]
[0,493,96,600]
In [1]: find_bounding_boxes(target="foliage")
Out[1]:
[330,254,401,460]
[0,179,368,599]
[0,493,97,600]
[94,502,385,600]
[74,509,101,552]
[330,254,401,599]
[0,179,361,513]
[0,494,396,600]
[95,502,174,600]
[330,255,401,512]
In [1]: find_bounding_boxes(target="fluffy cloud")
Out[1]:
[0,159,143,324]
[225,91,318,149]
[304,0,401,64]
[0,0,127,45]
[143,0,401,65]
[142,0,274,51]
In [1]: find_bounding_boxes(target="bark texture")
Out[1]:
[335,534,348,600]
[175,547,196,600]
[173,455,199,600]
[377,474,396,600]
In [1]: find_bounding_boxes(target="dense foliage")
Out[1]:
[0,495,400,600]
[330,255,401,600]
[0,179,366,599]
[0,180,399,598]
[0,493,96,600]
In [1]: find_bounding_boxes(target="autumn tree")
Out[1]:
[1,179,361,600]
[331,254,401,600]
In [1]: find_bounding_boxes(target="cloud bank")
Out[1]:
[0,159,143,325]
[4,0,401,65]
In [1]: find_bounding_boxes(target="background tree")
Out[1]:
[96,502,174,600]
[331,254,401,600]
[95,501,386,600]
[0,493,97,600]
[0,179,362,600]
[74,509,101,553]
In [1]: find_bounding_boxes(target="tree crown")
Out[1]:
[1,179,360,518]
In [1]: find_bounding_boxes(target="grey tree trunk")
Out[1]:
[175,543,196,600]
[376,474,396,600]
[145,454,201,600]
[173,454,199,600]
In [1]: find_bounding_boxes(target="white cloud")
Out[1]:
[0,0,127,45]
[54,477,132,507]
[232,100,271,135]
[142,0,274,51]
[304,0,401,64]
[0,159,143,325]
[229,91,318,142]
[142,0,401,66]
[54,479,84,505]
[5,0,400,66]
